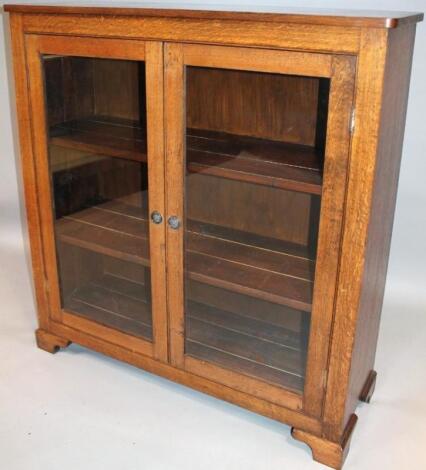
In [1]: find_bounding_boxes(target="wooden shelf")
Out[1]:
[51,117,147,162]
[50,117,323,194]
[56,199,315,311]
[187,128,322,194]
[64,273,153,340]
[186,300,307,391]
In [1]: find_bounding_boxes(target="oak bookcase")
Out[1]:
[5,4,423,468]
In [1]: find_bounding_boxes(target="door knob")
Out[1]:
[150,211,163,224]
[167,215,180,230]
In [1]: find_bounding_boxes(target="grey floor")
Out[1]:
[1,234,426,470]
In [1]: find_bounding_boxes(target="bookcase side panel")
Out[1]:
[344,23,417,423]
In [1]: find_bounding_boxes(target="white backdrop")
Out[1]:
[0,2,425,470]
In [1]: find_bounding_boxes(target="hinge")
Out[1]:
[350,108,356,134]
[43,276,50,294]
[322,369,328,390]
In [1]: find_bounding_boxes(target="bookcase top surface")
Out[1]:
[4,3,424,29]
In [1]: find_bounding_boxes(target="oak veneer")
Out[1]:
[5,4,422,469]
[4,3,423,28]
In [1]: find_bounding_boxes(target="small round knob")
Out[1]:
[150,211,163,224]
[167,215,180,230]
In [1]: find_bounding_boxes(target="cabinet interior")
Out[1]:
[44,55,330,393]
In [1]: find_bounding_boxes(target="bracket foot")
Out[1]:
[359,370,377,403]
[35,328,71,353]
[291,414,358,469]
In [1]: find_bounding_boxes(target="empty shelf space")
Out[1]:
[51,117,147,162]
[50,117,322,194]
[187,129,322,194]
[56,199,315,311]
[64,273,152,340]
[185,300,307,391]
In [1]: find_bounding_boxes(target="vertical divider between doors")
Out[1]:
[164,43,186,368]
[146,41,169,363]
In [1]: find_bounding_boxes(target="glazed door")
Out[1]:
[25,35,167,361]
[165,43,355,416]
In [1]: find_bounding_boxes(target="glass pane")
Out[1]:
[184,66,329,393]
[43,55,152,340]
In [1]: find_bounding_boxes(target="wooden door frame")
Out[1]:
[164,42,356,416]
[24,34,168,361]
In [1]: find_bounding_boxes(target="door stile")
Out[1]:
[164,42,186,368]
[302,55,357,417]
[25,34,63,324]
[145,41,168,362]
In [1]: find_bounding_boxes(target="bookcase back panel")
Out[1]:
[187,174,319,247]
[186,67,320,146]
[44,56,94,125]
[44,56,146,124]
[92,59,145,121]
